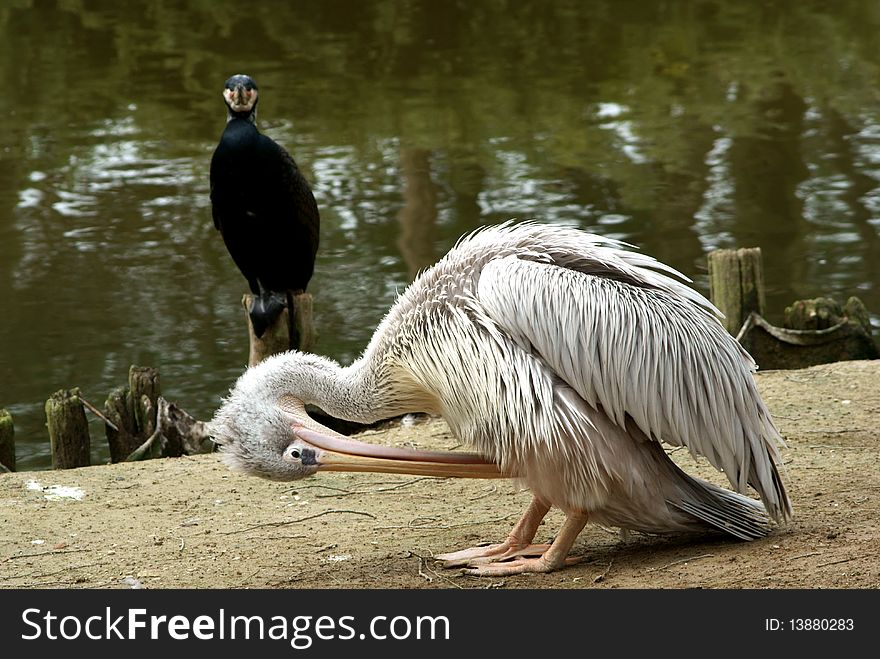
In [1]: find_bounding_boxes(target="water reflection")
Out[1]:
[1,0,879,470]
[396,148,438,279]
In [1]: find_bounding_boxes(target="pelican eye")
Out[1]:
[288,447,302,460]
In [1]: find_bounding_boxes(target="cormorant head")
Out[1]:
[222,74,259,122]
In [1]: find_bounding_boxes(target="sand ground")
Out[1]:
[1,360,878,590]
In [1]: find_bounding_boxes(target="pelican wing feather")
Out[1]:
[470,228,789,521]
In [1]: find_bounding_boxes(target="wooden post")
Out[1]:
[0,409,14,472]
[104,365,161,462]
[291,292,316,354]
[105,385,138,462]
[46,388,91,469]
[128,365,160,436]
[244,292,315,367]
[708,247,766,336]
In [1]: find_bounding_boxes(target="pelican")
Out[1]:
[210,221,792,576]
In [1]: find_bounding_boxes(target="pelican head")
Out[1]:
[209,376,312,481]
[209,352,502,482]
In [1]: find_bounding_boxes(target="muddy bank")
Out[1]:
[1,360,878,589]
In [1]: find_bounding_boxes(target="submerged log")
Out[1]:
[0,409,14,472]
[244,292,315,367]
[104,365,161,462]
[784,296,871,331]
[738,297,879,370]
[46,388,91,469]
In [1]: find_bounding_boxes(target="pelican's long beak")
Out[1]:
[293,424,506,479]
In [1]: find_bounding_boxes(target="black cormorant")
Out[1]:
[210,74,320,339]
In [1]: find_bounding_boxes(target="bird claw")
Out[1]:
[436,543,551,568]
[459,554,583,576]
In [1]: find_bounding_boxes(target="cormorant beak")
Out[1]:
[225,84,256,113]
[291,422,506,479]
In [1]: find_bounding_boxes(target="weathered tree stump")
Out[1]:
[708,247,766,336]
[244,292,315,367]
[0,409,14,472]
[104,365,161,462]
[158,398,213,455]
[127,397,214,461]
[45,388,91,469]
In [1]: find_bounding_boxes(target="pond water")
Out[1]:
[1,0,879,470]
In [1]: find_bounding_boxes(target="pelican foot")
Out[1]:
[436,543,551,568]
[461,554,583,577]
[436,497,553,568]
[453,510,590,576]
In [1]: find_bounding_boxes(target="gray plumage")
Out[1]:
[211,221,792,574]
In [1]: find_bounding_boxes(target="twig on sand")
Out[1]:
[646,553,715,572]
[222,509,377,535]
[24,561,104,581]
[417,556,433,583]
[787,551,821,562]
[468,485,498,501]
[237,568,263,588]
[816,556,862,568]
[375,512,517,531]
[289,484,352,494]
[316,477,434,498]
[405,550,463,589]
[593,559,613,583]
[3,548,90,562]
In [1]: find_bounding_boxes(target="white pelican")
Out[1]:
[210,221,792,576]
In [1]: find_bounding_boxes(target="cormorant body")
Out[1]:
[210,74,320,338]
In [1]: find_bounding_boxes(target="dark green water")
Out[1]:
[1,0,879,470]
